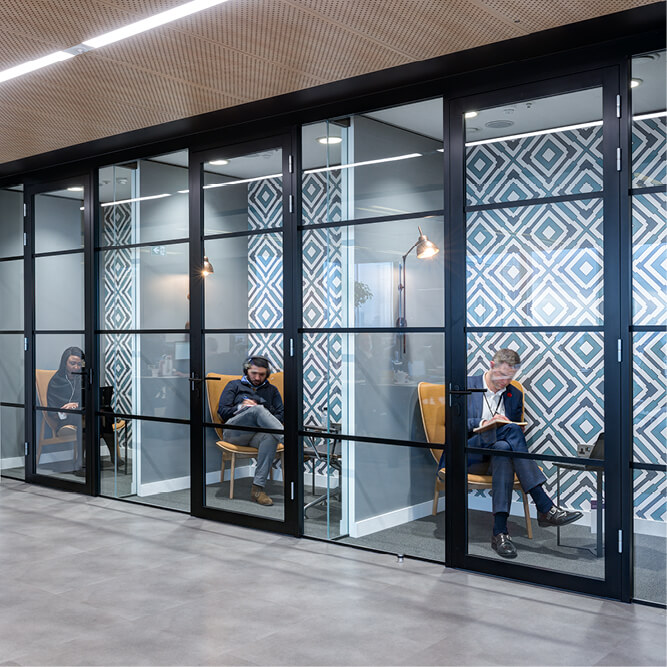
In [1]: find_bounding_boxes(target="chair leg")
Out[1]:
[229,453,236,499]
[220,454,226,485]
[432,479,439,516]
[36,442,43,466]
[522,490,533,539]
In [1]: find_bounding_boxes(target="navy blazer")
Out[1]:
[466,373,523,437]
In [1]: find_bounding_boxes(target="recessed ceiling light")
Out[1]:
[464,111,478,119]
[67,186,84,192]
[467,127,480,133]
[317,136,343,145]
[82,0,231,48]
[0,51,74,83]
[209,159,229,165]
[630,78,643,88]
[485,120,514,129]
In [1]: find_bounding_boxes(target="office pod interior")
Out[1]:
[0,36,665,606]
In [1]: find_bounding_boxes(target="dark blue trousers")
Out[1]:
[467,423,546,515]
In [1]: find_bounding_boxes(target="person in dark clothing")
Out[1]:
[47,346,121,473]
[217,355,283,506]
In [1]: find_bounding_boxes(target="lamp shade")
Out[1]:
[202,255,214,276]
[415,227,439,259]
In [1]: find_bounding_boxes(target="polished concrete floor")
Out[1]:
[0,479,665,667]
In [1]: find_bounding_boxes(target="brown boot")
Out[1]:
[251,484,273,506]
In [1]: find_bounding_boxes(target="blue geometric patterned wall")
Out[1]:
[467,126,602,206]
[632,116,666,188]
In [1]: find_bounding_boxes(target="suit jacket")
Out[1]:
[466,373,523,436]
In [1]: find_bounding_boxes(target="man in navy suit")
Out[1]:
[442,348,582,558]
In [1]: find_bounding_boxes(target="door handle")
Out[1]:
[189,374,220,390]
[448,388,486,395]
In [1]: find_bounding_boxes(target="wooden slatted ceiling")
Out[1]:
[0,0,657,164]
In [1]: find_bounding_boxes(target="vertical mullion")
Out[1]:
[24,189,35,480]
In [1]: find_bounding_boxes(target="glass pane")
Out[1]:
[302,99,443,224]
[0,406,25,480]
[203,148,283,235]
[303,218,444,329]
[633,332,666,465]
[35,253,84,331]
[98,151,189,247]
[100,333,190,421]
[0,334,25,403]
[204,233,283,330]
[303,332,444,439]
[99,416,190,512]
[466,88,603,206]
[99,244,189,331]
[467,199,603,327]
[0,259,23,331]
[34,185,84,254]
[0,186,23,258]
[204,333,283,378]
[633,469,666,605]
[303,438,444,562]
[204,424,284,521]
[631,50,666,189]
[465,337,604,575]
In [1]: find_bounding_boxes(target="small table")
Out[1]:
[555,461,603,557]
[303,423,342,515]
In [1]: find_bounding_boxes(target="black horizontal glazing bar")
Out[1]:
[37,405,84,415]
[466,326,604,333]
[301,327,444,334]
[0,402,24,408]
[202,227,284,242]
[202,328,284,335]
[0,330,24,335]
[630,325,667,332]
[630,185,667,195]
[299,209,445,231]
[203,421,283,435]
[96,237,189,252]
[630,462,667,472]
[0,255,23,263]
[34,248,84,259]
[96,410,190,426]
[465,191,603,213]
[96,329,189,335]
[466,445,606,468]
[299,429,439,449]
[34,330,85,335]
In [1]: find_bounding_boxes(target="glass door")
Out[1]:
[25,176,93,490]
[190,136,297,533]
[448,69,623,598]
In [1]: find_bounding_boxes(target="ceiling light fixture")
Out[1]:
[304,153,422,175]
[101,193,171,207]
[203,173,282,189]
[464,111,478,119]
[466,120,603,146]
[209,159,229,165]
[633,111,667,121]
[630,78,643,88]
[0,51,74,83]
[82,0,231,48]
[67,186,84,192]
[317,136,343,144]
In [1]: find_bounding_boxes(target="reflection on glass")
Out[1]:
[0,406,25,480]
[303,438,444,561]
[303,332,444,440]
[0,334,24,403]
[99,244,189,330]
[204,333,283,378]
[302,99,444,224]
[100,334,190,421]
[98,151,189,246]
[35,253,84,331]
[204,233,283,330]
[466,88,603,205]
[0,187,24,258]
[633,469,666,605]
[0,260,23,331]
[302,218,444,329]
[203,148,283,235]
[34,187,84,254]
[99,417,190,512]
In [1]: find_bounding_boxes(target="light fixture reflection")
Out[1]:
[202,256,214,276]
[317,136,343,145]
[630,78,643,88]
[464,111,479,119]
[209,159,229,165]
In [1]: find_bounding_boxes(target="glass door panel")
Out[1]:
[454,77,619,595]
[194,139,290,527]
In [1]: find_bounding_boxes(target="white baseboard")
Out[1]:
[1,456,24,469]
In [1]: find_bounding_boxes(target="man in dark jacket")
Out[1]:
[217,356,283,506]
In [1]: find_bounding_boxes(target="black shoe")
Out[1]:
[538,505,583,527]
[73,467,86,477]
[491,533,517,559]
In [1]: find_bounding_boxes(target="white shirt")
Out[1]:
[480,373,506,426]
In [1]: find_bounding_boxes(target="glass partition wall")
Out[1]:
[97,151,191,509]
[0,186,25,480]
[630,49,666,606]
[300,100,447,556]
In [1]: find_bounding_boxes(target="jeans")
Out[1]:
[224,405,282,487]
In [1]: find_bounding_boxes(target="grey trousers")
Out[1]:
[223,405,282,488]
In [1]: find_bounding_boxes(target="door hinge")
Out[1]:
[618,529,623,554]
[289,194,294,213]
[23,203,26,217]
[24,442,28,456]
[289,338,294,357]
[290,481,294,500]
[616,94,621,118]
[23,232,27,247]
[616,147,622,171]
[288,155,293,173]
[617,338,622,363]
[24,337,28,351]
